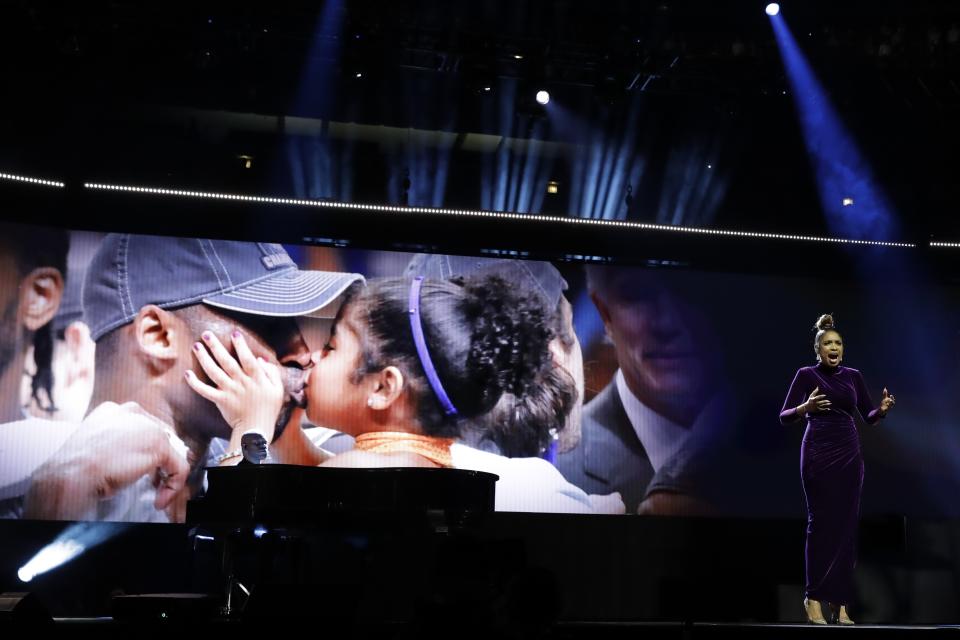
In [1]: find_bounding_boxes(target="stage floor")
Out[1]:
[563,621,959,639]
[5,618,952,639]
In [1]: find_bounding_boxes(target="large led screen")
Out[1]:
[0,222,951,522]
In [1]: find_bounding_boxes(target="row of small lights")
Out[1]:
[82,182,917,248]
[2,174,954,250]
[0,172,65,188]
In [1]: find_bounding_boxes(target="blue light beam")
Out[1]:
[18,522,129,582]
[283,1,354,201]
[480,80,553,214]
[770,13,900,241]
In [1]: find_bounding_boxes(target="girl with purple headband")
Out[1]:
[187,275,556,469]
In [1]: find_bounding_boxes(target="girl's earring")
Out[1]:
[367,397,374,408]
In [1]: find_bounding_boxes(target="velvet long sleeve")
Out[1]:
[779,365,882,426]
[779,369,807,425]
[781,362,879,605]
[851,368,884,424]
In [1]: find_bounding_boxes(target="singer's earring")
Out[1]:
[366,397,374,408]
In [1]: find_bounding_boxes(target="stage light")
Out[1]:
[253,525,268,539]
[483,86,492,92]
[18,538,85,583]
[536,90,550,105]
[546,180,559,194]
[770,11,899,241]
[513,54,524,60]
[766,3,780,16]
[354,72,363,79]
[16,522,128,584]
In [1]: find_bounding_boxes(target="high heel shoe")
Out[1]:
[803,598,827,624]
[837,605,855,625]
[826,602,856,625]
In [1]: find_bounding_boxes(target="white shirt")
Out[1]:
[0,416,81,508]
[304,426,344,456]
[615,369,693,474]
[450,443,624,514]
[0,402,189,523]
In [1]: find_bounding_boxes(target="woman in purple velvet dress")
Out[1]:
[780,314,895,625]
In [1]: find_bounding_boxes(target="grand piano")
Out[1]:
[183,465,501,618]
[187,464,498,527]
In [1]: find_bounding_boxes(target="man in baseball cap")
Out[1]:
[13,234,362,522]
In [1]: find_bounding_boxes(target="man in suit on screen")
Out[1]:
[557,265,727,514]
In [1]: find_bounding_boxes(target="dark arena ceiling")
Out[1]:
[4,1,960,240]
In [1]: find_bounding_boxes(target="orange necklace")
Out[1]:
[353,431,455,468]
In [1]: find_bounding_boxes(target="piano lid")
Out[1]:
[187,465,498,526]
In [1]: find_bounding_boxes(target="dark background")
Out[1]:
[4,0,960,628]
[3,1,960,242]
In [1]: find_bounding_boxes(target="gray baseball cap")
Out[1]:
[83,234,364,341]
[404,254,568,309]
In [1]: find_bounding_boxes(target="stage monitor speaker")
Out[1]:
[0,592,52,626]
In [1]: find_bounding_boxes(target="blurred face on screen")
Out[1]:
[592,269,715,426]
[186,308,312,439]
[105,304,311,442]
[303,302,369,435]
[21,320,96,423]
[0,252,20,375]
[552,296,584,447]
[0,241,65,422]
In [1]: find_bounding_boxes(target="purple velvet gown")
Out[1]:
[780,363,884,605]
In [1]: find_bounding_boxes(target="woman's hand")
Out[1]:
[879,388,896,416]
[801,386,831,415]
[185,330,284,443]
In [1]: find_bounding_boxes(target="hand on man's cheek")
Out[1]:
[191,322,280,386]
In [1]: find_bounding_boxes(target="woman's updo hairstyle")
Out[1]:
[812,313,840,362]
[345,275,555,438]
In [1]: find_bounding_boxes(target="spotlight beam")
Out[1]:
[769,10,899,241]
[17,523,128,583]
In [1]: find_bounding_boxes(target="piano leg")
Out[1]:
[221,530,252,616]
